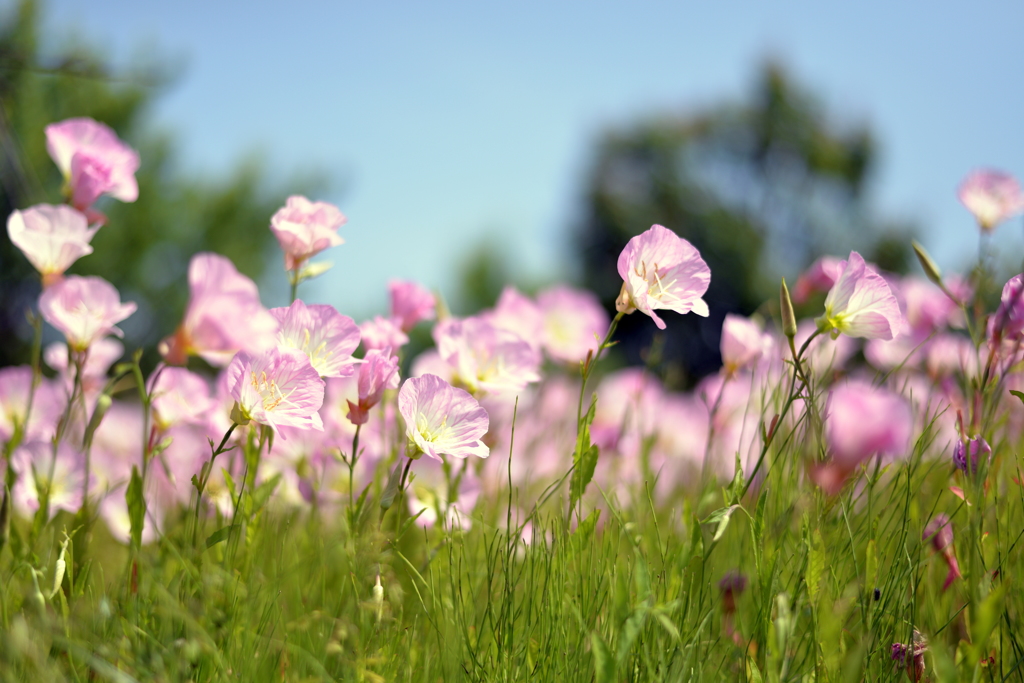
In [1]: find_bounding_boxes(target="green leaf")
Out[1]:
[205,525,237,549]
[864,539,877,599]
[616,608,647,665]
[702,504,740,545]
[570,444,600,510]
[1011,389,1024,406]
[591,632,616,683]
[251,473,282,514]
[126,466,146,548]
[747,657,764,683]
[575,508,601,542]
[633,549,651,603]
[971,583,1007,661]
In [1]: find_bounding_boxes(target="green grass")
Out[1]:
[2,383,1023,683]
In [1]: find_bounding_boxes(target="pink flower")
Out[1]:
[45,117,140,212]
[720,314,772,375]
[615,224,711,329]
[816,252,902,340]
[792,256,843,304]
[10,441,85,520]
[433,316,541,396]
[269,195,347,271]
[271,300,361,378]
[0,366,62,443]
[346,348,401,425]
[45,338,123,406]
[957,169,1024,232]
[39,275,136,352]
[537,285,609,364]
[991,274,1024,341]
[389,280,436,332]
[7,204,99,284]
[149,367,214,432]
[360,316,409,355]
[159,253,278,367]
[226,347,326,433]
[813,379,910,494]
[484,287,544,348]
[398,374,489,461]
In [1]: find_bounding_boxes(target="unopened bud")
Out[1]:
[229,402,250,427]
[615,281,636,315]
[780,278,797,338]
[83,393,112,449]
[912,241,943,287]
[372,574,384,623]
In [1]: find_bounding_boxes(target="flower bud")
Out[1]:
[912,241,943,288]
[780,278,797,339]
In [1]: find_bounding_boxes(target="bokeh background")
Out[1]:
[2,0,1023,384]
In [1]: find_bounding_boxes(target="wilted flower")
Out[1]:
[159,253,278,367]
[615,224,711,329]
[269,195,346,271]
[346,348,400,425]
[398,374,489,461]
[226,347,326,433]
[7,204,99,285]
[39,275,136,352]
[923,514,961,591]
[389,280,436,332]
[537,285,609,364]
[271,300,361,378]
[891,630,928,682]
[953,435,991,475]
[816,251,902,340]
[958,169,1024,232]
[718,570,747,614]
[45,117,139,214]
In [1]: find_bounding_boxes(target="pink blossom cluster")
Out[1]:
[3,119,1019,551]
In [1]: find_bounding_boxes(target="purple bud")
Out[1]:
[953,436,991,474]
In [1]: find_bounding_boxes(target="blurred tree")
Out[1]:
[0,0,319,369]
[575,62,914,386]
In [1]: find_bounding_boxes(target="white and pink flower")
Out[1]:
[7,204,99,284]
[45,117,139,214]
[399,374,489,461]
[346,348,401,425]
[272,299,361,379]
[269,195,347,271]
[958,169,1024,232]
[159,253,278,367]
[816,252,902,340]
[615,224,711,329]
[39,275,136,352]
[226,347,325,433]
[389,280,436,332]
[537,285,608,364]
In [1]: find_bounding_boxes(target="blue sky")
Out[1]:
[41,0,1024,318]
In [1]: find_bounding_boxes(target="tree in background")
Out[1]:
[0,0,318,368]
[575,62,914,386]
